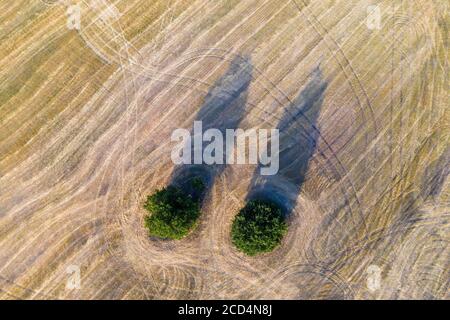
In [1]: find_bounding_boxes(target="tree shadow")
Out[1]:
[246,67,328,216]
[170,56,253,203]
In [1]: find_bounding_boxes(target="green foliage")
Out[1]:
[144,186,201,239]
[231,200,288,256]
[191,177,205,192]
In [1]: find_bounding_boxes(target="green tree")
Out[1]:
[144,186,201,239]
[191,177,205,192]
[231,200,288,256]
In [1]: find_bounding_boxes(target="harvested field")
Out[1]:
[0,0,448,299]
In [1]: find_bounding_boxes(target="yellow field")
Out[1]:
[0,0,448,299]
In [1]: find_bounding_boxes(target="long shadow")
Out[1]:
[170,56,253,202]
[246,67,328,215]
